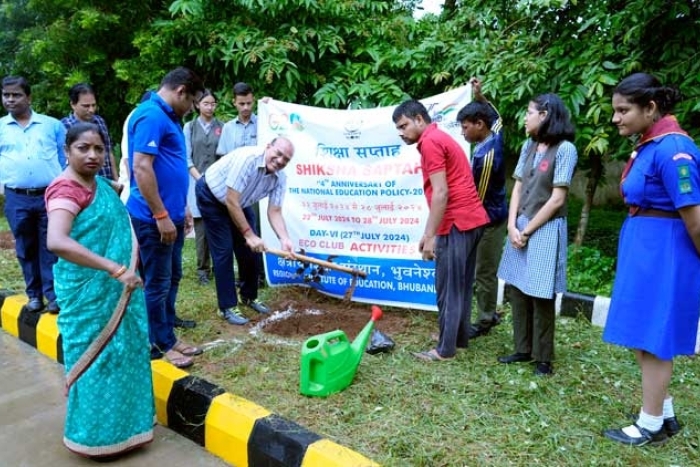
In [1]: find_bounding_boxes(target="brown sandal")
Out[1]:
[163,349,194,369]
[172,341,203,356]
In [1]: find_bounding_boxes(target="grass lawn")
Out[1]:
[1,219,699,466]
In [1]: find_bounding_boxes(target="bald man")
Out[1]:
[195,137,294,325]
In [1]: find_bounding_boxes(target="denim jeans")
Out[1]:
[3,189,57,302]
[130,217,184,358]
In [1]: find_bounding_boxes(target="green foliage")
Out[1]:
[567,245,615,296]
[0,0,163,137]
[566,196,625,257]
[2,0,700,247]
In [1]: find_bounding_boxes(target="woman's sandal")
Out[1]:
[173,341,203,356]
[164,349,194,369]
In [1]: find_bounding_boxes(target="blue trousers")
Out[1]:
[131,217,184,358]
[195,177,258,311]
[3,189,56,302]
[435,225,483,358]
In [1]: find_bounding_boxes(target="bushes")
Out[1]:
[567,245,615,296]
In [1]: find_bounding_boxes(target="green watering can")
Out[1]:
[299,305,383,397]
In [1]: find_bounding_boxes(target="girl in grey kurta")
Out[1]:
[185,90,223,284]
[497,93,577,376]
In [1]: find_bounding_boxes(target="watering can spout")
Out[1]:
[350,305,383,358]
[299,305,383,397]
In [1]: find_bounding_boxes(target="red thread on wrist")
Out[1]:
[241,227,251,235]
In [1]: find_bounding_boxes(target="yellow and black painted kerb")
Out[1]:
[0,291,380,467]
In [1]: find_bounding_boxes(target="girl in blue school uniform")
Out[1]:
[603,73,700,447]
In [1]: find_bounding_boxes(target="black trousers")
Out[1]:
[435,225,483,358]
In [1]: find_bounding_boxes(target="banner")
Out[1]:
[258,87,472,310]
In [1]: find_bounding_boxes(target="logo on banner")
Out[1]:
[268,112,288,132]
[290,113,305,131]
[344,117,363,140]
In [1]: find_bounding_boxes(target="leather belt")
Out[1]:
[6,186,47,196]
[635,208,680,219]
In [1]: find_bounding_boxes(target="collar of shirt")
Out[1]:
[150,93,180,123]
[474,131,494,155]
[234,113,257,126]
[416,122,438,150]
[4,109,40,127]
[197,117,214,133]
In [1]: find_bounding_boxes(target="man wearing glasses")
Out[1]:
[195,137,295,325]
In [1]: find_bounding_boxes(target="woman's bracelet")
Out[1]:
[111,265,127,278]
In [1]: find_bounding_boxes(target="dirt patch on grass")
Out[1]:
[0,231,15,251]
[263,286,411,340]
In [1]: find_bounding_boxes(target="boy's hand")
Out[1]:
[470,77,486,102]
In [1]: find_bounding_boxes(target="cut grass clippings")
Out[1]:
[1,234,699,466]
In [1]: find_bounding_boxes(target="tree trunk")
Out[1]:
[574,153,604,246]
[443,0,457,15]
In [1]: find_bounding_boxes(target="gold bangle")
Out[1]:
[111,265,127,278]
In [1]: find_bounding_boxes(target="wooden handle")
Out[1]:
[266,248,367,277]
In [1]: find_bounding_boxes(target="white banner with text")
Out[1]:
[258,86,471,310]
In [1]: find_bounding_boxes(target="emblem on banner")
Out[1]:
[344,118,362,140]
[268,112,288,132]
[290,113,305,131]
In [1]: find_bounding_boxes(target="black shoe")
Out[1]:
[497,352,533,364]
[663,416,682,437]
[626,414,682,438]
[46,301,60,314]
[174,315,197,329]
[603,423,668,447]
[25,298,44,313]
[492,312,502,326]
[534,361,553,376]
[197,272,210,285]
[468,324,491,339]
[242,297,270,314]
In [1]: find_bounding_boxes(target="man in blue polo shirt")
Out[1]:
[0,76,66,314]
[127,67,204,369]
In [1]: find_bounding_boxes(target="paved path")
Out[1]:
[0,331,229,467]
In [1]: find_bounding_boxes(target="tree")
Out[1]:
[415,0,700,245]
[0,0,164,146]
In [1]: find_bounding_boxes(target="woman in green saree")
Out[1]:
[46,122,154,459]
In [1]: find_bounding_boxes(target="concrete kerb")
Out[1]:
[0,291,379,467]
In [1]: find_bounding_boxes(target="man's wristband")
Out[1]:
[153,210,169,220]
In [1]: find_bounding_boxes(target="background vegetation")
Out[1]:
[2,2,700,464]
[2,0,699,247]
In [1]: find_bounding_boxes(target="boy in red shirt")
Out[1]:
[393,100,489,360]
